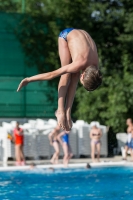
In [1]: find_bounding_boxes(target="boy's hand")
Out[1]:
[17,78,29,92]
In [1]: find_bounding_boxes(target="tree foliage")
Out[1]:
[75,0,133,132]
[14,0,93,73]
[0,0,21,12]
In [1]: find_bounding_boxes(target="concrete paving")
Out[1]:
[1,155,133,167]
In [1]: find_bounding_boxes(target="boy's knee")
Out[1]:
[64,154,69,158]
[56,151,59,155]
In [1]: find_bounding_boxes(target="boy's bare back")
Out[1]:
[67,29,99,68]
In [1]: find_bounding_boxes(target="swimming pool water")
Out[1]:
[0,166,133,200]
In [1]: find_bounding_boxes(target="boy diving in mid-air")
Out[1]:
[17,28,102,131]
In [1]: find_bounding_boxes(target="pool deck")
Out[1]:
[5,155,133,165]
[0,156,133,171]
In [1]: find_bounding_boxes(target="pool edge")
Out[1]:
[0,161,132,171]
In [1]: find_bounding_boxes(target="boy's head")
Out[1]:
[16,121,19,128]
[126,118,132,126]
[80,65,102,91]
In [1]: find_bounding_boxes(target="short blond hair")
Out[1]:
[83,65,102,91]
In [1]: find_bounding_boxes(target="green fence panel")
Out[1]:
[0,12,57,118]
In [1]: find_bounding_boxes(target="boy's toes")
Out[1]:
[65,120,70,132]
[68,120,73,131]
[58,123,65,130]
[62,125,66,130]
[55,110,66,130]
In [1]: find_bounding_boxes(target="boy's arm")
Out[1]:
[12,132,15,143]
[48,130,55,145]
[12,135,15,143]
[18,128,23,135]
[90,129,93,139]
[17,60,84,91]
[99,129,102,138]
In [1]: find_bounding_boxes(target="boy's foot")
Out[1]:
[54,160,59,164]
[21,161,26,166]
[68,153,73,160]
[55,110,66,130]
[65,111,73,131]
[63,161,68,168]
[122,158,127,160]
[64,164,68,168]
[15,161,21,166]
[50,159,55,164]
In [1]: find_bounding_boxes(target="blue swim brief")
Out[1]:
[126,141,131,148]
[130,139,133,149]
[59,28,75,42]
[62,133,69,144]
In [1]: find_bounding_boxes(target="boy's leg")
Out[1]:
[56,38,72,130]
[131,149,133,161]
[15,145,21,165]
[65,72,80,130]
[62,143,69,167]
[51,142,60,164]
[96,143,101,162]
[20,145,25,165]
[20,145,25,161]
[124,145,128,160]
[91,142,96,163]
[68,144,73,160]
[15,145,20,161]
